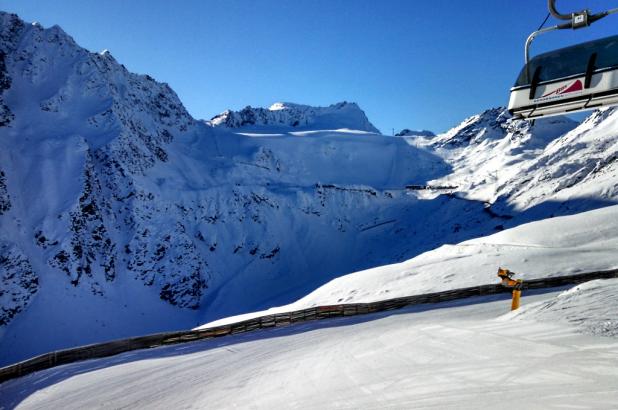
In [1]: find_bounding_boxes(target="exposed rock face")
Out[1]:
[0,13,19,128]
[421,106,618,222]
[0,170,10,215]
[0,51,13,127]
[429,108,514,148]
[426,107,577,150]
[48,151,116,292]
[209,101,380,133]
[395,129,435,137]
[0,12,206,323]
[492,107,618,213]
[0,242,38,326]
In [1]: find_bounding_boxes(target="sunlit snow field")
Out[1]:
[2,288,618,409]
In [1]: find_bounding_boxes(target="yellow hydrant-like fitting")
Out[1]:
[497,268,524,311]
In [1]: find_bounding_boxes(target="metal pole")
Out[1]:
[525,26,559,63]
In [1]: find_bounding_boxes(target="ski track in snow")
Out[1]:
[2,291,618,409]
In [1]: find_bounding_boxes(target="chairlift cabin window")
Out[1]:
[514,34,618,88]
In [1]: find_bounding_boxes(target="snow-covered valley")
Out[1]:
[2,10,618,397]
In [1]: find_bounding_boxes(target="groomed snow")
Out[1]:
[2,290,618,409]
[503,278,618,337]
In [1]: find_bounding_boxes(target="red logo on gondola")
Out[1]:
[541,79,583,98]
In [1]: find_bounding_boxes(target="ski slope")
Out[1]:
[505,278,618,337]
[2,289,618,409]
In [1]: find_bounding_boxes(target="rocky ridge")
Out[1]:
[208,101,380,133]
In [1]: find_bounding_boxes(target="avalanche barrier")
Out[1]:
[1,267,618,384]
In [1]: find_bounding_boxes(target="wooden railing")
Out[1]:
[1,268,617,384]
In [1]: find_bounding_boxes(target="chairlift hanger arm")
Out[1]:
[509,3,618,119]
[548,0,618,25]
[524,2,618,64]
[525,24,565,63]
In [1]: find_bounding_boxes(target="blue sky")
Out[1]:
[2,0,617,133]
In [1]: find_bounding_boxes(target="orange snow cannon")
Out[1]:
[497,268,523,310]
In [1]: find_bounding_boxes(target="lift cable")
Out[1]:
[537,12,551,31]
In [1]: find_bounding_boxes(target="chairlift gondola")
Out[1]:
[508,0,618,119]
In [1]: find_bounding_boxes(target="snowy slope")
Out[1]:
[419,106,618,223]
[208,101,380,133]
[294,204,618,305]
[492,107,618,216]
[198,204,618,328]
[504,278,618,337]
[416,107,579,203]
[3,290,618,409]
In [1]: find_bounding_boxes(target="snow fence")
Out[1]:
[1,268,618,385]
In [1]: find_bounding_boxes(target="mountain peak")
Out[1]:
[428,107,578,149]
[208,101,380,133]
[395,129,435,137]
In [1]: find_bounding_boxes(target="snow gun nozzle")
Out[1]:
[497,267,521,288]
[497,267,524,310]
[497,267,514,280]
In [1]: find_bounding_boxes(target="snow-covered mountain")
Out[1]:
[208,101,380,133]
[395,129,435,137]
[2,10,618,366]
[0,13,487,364]
[492,108,618,217]
[415,108,579,203]
[197,106,618,326]
[420,106,618,223]
[200,203,618,326]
